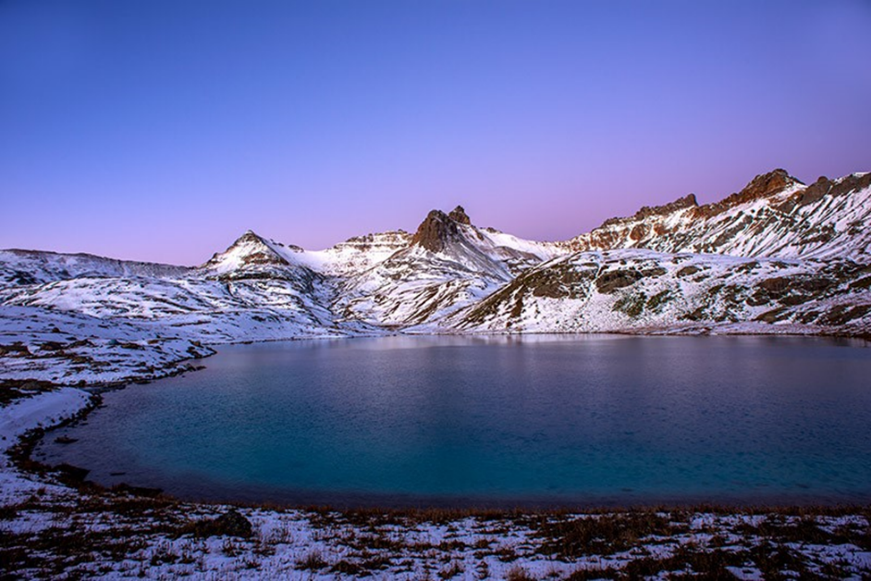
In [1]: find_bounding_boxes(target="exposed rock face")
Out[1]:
[737,168,795,200]
[694,169,800,218]
[411,210,459,252]
[603,194,698,228]
[563,168,871,259]
[331,231,410,253]
[636,194,698,219]
[411,207,471,252]
[449,248,871,335]
[448,205,471,225]
[780,172,871,212]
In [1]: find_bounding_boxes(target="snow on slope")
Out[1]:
[0,249,190,289]
[309,230,412,275]
[446,248,871,336]
[203,228,413,278]
[332,206,561,326]
[566,170,871,260]
[1,168,870,386]
[0,306,213,385]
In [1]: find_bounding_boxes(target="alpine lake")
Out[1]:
[36,335,871,508]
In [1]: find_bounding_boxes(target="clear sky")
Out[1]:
[2,0,869,265]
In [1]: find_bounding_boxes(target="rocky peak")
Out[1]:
[635,193,699,220]
[204,229,289,269]
[411,210,462,252]
[779,172,871,212]
[234,230,265,246]
[743,168,798,197]
[691,169,802,218]
[727,169,800,205]
[601,194,698,228]
[448,205,471,225]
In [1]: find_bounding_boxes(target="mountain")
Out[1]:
[447,170,871,334]
[565,170,871,260]
[332,206,560,326]
[1,168,870,385]
[0,249,189,289]
[448,249,871,336]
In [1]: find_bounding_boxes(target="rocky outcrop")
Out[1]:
[411,207,472,252]
[602,194,698,228]
[777,172,871,213]
[565,168,871,260]
[330,230,410,253]
[448,205,471,225]
[186,509,253,538]
[693,169,801,218]
[449,249,871,335]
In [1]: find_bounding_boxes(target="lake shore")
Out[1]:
[2,372,870,579]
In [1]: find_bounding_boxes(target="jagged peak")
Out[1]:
[725,168,802,204]
[411,210,461,252]
[690,169,804,218]
[409,206,477,252]
[635,193,698,219]
[740,168,802,196]
[448,205,471,225]
[601,193,698,228]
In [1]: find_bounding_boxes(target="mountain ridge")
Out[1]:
[5,169,870,271]
[2,167,870,385]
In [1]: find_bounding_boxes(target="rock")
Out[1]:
[676,265,702,277]
[187,509,254,538]
[789,172,871,209]
[694,169,801,218]
[595,269,643,294]
[410,210,462,252]
[214,509,253,537]
[55,463,90,484]
[113,483,164,498]
[636,194,698,220]
[601,194,698,228]
[448,205,471,225]
[737,169,795,200]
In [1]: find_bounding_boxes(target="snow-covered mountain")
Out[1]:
[447,169,871,334]
[2,168,870,385]
[332,206,561,326]
[0,249,189,289]
[566,170,871,260]
[448,249,871,336]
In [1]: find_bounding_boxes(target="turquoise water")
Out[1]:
[38,335,871,507]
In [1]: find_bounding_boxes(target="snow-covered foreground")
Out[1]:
[1,386,870,579]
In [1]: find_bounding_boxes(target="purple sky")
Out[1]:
[2,0,870,265]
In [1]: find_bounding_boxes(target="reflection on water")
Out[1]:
[37,335,871,507]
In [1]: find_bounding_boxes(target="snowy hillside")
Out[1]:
[566,170,871,260]
[1,168,870,385]
[447,249,871,336]
[0,249,189,289]
[332,206,561,326]
[442,169,871,336]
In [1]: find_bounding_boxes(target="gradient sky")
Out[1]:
[2,0,870,265]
